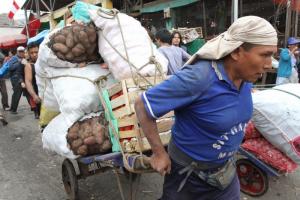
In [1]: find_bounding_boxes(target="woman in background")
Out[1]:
[171,31,187,52]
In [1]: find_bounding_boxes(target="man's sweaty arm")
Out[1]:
[134,96,171,176]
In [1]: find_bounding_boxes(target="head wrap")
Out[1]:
[186,16,278,65]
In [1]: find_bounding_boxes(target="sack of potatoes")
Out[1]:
[48,23,102,63]
[66,114,112,156]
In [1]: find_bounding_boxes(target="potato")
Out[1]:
[56,52,66,60]
[77,145,88,156]
[79,122,92,139]
[87,44,96,55]
[69,122,79,133]
[72,25,81,33]
[84,136,97,145]
[71,139,83,150]
[65,52,74,61]
[54,34,66,44]
[92,123,102,136]
[67,131,78,141]
[60,29,70,36]
[72,43,85,57]
[73,34,79,43]
[78,30,88,40]
[86,26,97,42]
[73,55,87,63]
[65,33,75,48]
[87,144,101,155]
[100,139,112,152]
[53,43,69,54]
[95,131,104,145]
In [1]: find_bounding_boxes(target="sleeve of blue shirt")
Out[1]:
[141,62,214,119]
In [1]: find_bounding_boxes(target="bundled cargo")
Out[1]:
[242,138,298,173]
[67,114,111,156]
[37,32,116,159]
[252,84,300,164]
[48,23,101,63]
[88,7,168,80]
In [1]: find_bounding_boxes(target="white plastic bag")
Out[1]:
[252,84,300,164]
[89,9,168,80]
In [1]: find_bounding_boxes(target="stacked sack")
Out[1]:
[252,84,300,164]
[242,121,298,173]
[67,114,111,156]
[48,23,101,63]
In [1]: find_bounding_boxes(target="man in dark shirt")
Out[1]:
[24,42,40,119]
[9,46,26,114]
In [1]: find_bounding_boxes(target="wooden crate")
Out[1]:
[106,77,173,153]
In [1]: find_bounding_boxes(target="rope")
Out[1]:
[96,8,166,90]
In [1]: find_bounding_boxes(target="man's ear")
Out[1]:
[230,47,242,61]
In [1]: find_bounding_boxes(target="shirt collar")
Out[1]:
[212,60,240,90]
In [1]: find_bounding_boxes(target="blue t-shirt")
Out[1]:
[141,60,253,163]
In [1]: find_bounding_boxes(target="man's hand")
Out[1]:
[33,95,41,103]
[21,82,26,88]
[150,150,171,176]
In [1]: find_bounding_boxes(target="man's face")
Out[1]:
[17,50,25,58]
[233,45,277,83]
[28,47,39,62]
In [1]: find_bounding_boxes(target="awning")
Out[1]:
[141,0,199,13]
[0,34,27,49]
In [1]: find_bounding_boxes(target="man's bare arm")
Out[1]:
[24,64,40,103]
[134,96,171,175]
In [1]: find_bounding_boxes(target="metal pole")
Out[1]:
[202,0,207,38]
[24,8,30,39]
[35,0,40,18]
[285,0,292,46]
[233,0,238,21]
[295,0,299,37]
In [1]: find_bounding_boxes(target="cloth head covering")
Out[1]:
[186,16,278,65]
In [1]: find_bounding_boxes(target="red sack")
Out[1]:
[244,121,261,140]
[242,138,298,173]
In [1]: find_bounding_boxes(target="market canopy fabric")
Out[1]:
[0,34,27,49]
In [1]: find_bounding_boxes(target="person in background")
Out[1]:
[8,46,27,114]
[276,37,300,84]
[135,16,277,200]
[156,29,191,75]
[171,31,187,52]
[24,43,41,119]
[0,58,9,111]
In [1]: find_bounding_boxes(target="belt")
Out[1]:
[168,138,226,171]
[168,138,229,192]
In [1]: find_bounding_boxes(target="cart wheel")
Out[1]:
[62,159,79,200]
[236,159,269,197]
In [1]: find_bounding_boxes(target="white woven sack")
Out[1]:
[41,65,115,158]
[252,83,300,164]
[89,9,168,80]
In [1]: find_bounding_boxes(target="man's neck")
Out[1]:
[223,58,243,89]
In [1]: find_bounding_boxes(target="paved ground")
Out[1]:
[0,80,300,200]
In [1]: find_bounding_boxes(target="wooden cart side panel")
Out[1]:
[110,95,126,109]
[119,129,140,139]
[107,82,122,97]
[135,131,171,152]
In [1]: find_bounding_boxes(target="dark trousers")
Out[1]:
[160,159,240,200]
[0,79,9,109]
[10,80,23,112]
